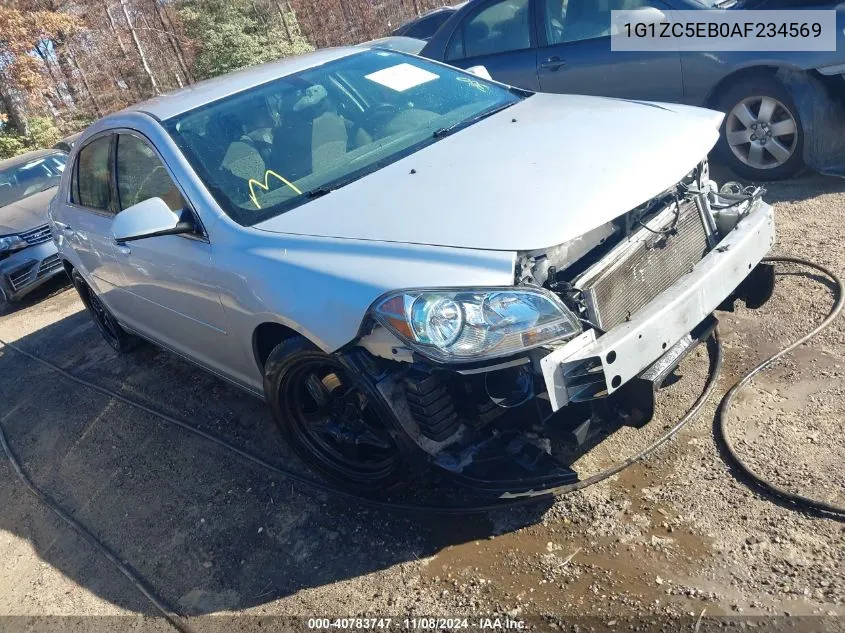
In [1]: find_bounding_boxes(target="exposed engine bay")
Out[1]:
[351,163,776,496]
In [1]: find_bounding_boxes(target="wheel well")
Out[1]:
[253,322,301,371]
[704,66,781,109]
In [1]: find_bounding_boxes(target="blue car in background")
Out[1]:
[420,0,845,180]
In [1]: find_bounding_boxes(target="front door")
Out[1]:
[59,133,134,319]
[443,0,542,91]
[535,0,684,102]
[110,132,230,375]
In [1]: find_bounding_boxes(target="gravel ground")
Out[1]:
[0,170,843,631]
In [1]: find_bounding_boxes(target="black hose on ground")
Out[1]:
[0,417,194,633]
[0,328,722,515]
[716,256,845,518]
[0,255,841,631]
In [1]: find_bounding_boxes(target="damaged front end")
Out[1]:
[348,164,776,497]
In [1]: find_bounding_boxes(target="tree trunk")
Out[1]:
[287,2,303,38]
[55,41,82,105]
[105,3,145,100]
[35,41,74,110]
[0,68,31,136]
[106,4,132,60]
[120,0,160,95]
[153,0,193,83]
[276,2,292,42]
[67,47,103,117]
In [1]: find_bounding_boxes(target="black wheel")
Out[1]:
[715,76,804,181]
[71,270,138,353]
[263,337,407,494]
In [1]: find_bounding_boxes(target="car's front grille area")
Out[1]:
[19,224,53,246]
[574,200,710,331]
[6,254,61,293]
[8,263,37,292]
[38,253,62,276]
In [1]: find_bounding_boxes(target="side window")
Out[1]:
[116,134,186,212]
[72,136,112,212]
[446,0,531,61]
[547,0,654,45]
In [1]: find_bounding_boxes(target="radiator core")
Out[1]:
[574,200,710,331]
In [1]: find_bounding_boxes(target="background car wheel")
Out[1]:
[715,76,804,181]
[71,270,138,353]
[263,337,408,494]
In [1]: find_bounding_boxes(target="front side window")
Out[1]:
[0,153,66,208]
[116,134,186,212]
[73,136,112,212]
[164,50,522,226]
[446,0,531,60]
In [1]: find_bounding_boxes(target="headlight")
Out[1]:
[0,235,26,254]
[372,287,581,362]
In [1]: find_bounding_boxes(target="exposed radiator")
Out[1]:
[574,199,710,331]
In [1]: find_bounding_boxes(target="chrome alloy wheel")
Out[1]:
[726,96,799,171]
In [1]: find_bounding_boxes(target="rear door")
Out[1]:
[59,133,134,318]
[535,0,684,102]
[110,131,230,372]
[442,0,541,91]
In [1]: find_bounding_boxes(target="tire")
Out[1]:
[263,337,408,494]
[71,270,138,353]
[715,76,804,181]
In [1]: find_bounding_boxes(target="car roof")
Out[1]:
[0,148,66,172]
[55,132,81,145]
[360,36,426,55]
[123,47,364,121]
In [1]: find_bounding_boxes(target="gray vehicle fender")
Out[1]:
[219,232,517,355]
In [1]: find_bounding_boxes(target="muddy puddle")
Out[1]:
[421,463,720,615]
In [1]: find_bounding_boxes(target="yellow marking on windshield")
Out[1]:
[249,170,303,209]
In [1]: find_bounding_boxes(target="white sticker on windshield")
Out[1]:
[365,63,439,92]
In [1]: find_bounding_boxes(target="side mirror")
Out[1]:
[112,197,194,243]
[465,65,493,81]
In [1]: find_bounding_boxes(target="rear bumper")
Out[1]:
[0,241,65,302]
[541,198,775,412]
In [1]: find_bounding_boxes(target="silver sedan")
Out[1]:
[49,45,774,496]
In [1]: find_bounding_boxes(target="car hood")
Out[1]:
[0,187,56,234]
[255,93,723,251]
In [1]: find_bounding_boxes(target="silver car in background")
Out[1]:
[0,149,67,305]
[48,46,775,496]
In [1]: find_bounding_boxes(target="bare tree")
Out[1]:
[119,0,160,94]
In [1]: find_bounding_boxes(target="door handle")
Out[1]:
[117,244,131,256]
[539,56,566,71]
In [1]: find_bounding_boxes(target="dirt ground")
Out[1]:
[0,170,843,632]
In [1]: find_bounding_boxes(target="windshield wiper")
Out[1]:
[432,101,517,139]
[306,174,363,199]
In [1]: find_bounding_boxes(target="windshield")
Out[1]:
[164,50,522,225]
[0,153,66,208]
